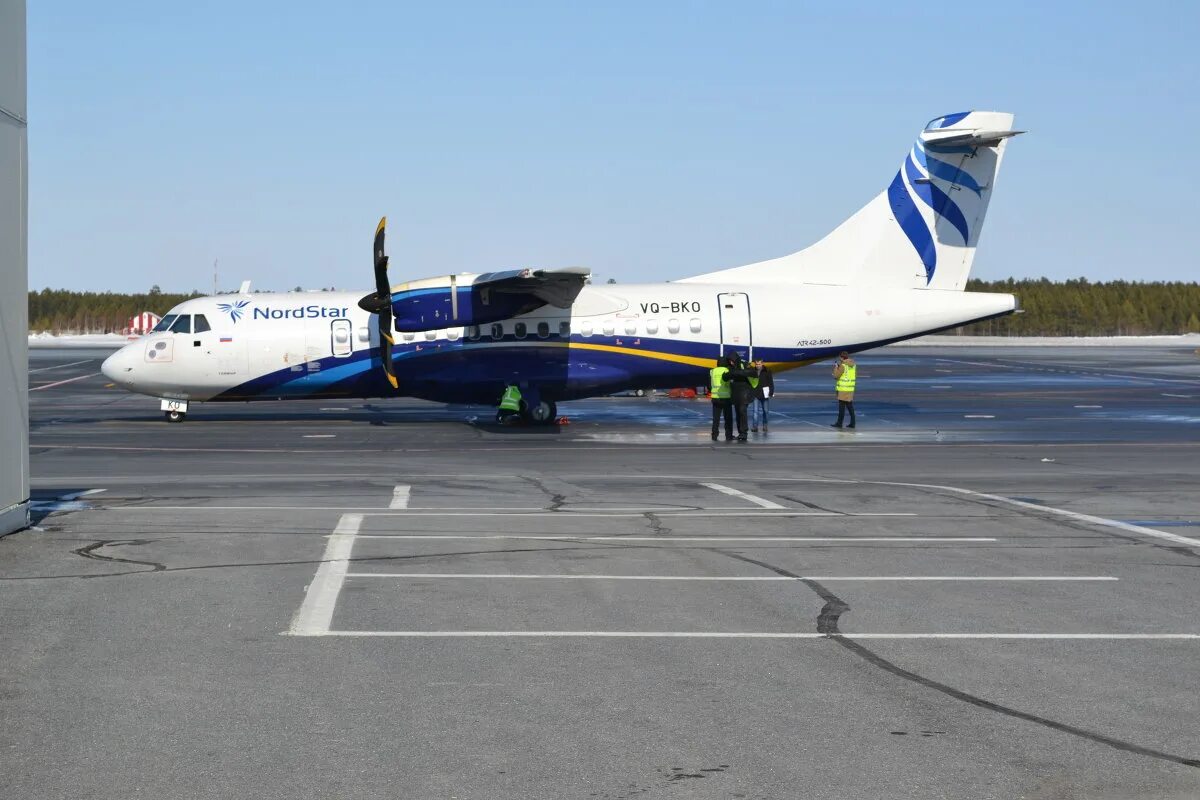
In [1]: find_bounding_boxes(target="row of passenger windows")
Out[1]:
[152,314,211,334]
[427,318,704,341]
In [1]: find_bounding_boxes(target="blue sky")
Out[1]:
[27,1,1200,293]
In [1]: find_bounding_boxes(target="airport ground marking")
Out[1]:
[29,372,102,391]
[389,484,411,510]
[349,535,995,543]
[893,482,1200,549]
[28,358,94,374]
[306,631,1200,640]
[700,482,786,510]
[101,507,916,517]
[287,513,361,636]
[344,573,1115,582]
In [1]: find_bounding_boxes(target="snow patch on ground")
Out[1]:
[891,334,1200,348]
[28,333,133,349]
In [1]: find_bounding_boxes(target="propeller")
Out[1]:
[357,216,398,389]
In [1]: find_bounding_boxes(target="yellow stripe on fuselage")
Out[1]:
[445,339,816,373]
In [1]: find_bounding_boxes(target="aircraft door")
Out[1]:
[717,292,752,359]
[330,318,353,357]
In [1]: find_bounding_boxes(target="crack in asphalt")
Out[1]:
[521,476,566,512]
[712,548,1200,770]
[643,512,672,537]
[71,540,166,573]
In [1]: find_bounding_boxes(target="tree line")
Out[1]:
[26,279,1200,336]
[957,279,1200,336]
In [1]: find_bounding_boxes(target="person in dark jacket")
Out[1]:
[724,352,757,442]
[750,359,774,433]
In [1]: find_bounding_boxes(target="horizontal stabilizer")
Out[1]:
[921,128,1024,148]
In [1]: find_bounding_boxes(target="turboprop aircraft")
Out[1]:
[101,111,1023,424]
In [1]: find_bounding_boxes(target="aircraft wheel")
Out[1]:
[528,400,557,425]
[165,410,186,423]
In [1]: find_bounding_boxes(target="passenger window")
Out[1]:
[602,321,615,336]
[153,314,178,333]
[537,322,550,339]
[624,321,637,335]
[645,320,659,335]
[424,330,437,341]
[667,319,680,334]
[447,328,461,341]
[171,315,192,334]
[490,323,503,340]
[358,327,371,342]
[581,322,593,337]
[402,331,415,342]
[559,321,571,338]
[193,314,211,333]
[514,322,527,339]
[467,325,480,340]
[689,318,702,333]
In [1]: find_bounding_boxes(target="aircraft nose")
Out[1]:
[101,346,134,384]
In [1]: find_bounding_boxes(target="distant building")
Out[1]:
[1,0,28,536]
[127,311,162,335]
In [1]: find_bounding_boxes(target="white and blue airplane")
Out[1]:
[101,111,1023,423]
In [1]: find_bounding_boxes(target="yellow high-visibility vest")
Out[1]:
[500,385,522,411]
[709,366,731,399]
[836,363,857,393]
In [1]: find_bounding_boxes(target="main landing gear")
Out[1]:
[526,399,557,426]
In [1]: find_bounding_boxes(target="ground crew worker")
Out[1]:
[709,359,733,441]
[497,384,524,425]
[725,352,757,442]
[750,359,774,433]
[831,351,857,429]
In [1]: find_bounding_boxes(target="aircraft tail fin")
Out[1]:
[680,111,1022,290]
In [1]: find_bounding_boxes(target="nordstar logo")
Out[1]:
[217,299,251,323]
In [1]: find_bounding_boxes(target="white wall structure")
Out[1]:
[0,0,29,535]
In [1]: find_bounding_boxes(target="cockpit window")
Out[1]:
[153,314,178,333]
[193,314,211,333]
[170,315,192,334]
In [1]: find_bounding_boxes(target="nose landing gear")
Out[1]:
[161,398,189,423]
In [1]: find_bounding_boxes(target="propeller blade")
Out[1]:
[378,306,398,390]
[369,216,398,390]
[374,216,390,298]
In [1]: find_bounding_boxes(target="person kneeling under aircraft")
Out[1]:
[497,384,525,425]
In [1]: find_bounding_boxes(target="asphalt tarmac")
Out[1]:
[5,344,1200,799]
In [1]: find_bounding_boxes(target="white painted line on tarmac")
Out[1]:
[896,483,1200,549]
[350,535,995,543]
[700,483,786,509]
[1075,404,1103,408]
[389,485,411,510]
[60,488,106,500]
[964,415,995,419]
[309,631,1200,640]
[287,514,361,636]
[108,507,913,517]
[29,372,102,391]
[302,434,336,438]
[1162,393,1195,399]
[29,359,94,373]
[345,573,1115,582]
